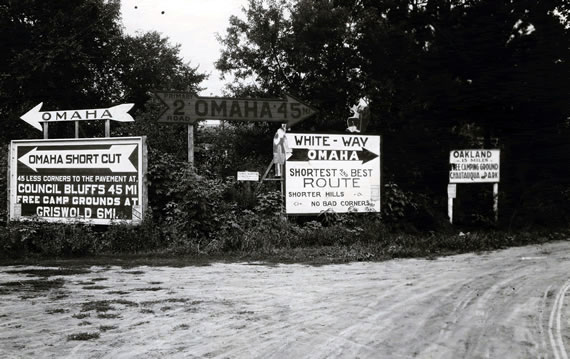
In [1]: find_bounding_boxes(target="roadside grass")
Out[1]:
[81,300,115,313]
[72,313,90,319]
[99,325,118,332]
[0,278,65,293]
[141,298,190,306]
[5,268,91,277]
[51,292,69,300]
[67,332,100,341]
[80,299,137,313]
[97,313,121,319]
[82,285,109,290]
[0,227,567,266]
[134,287,163,292]
[45,308,67,314]
[106,290,130,295]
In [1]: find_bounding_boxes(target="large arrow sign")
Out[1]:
[21,103,135,131]
[18,145,137,172]
[153,92,317,126]
[288,147,379,164]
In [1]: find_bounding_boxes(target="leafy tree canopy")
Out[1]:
[217,0,569,193]
[0,0,206,141]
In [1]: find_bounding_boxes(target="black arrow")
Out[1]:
[287,148,378,164]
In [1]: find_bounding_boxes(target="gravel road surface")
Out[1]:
[1,240,569,358]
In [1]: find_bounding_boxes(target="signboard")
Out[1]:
[449,149,500,183]
[237,171,260,182]
[21,103,134,131]
[285,133,381,214]
[8,137,147,225]
[153,92,317,126]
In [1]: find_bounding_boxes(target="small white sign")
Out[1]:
[237,171,260,181]
[449,149,500,183]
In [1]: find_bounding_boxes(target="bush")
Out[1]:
[0,221,97,258]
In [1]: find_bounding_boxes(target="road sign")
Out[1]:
[18,145,137,173]
[8,137,147,225]
[285,133,381,214]
[21,103,135,131]
[153,92,317,126]
[449,149,500,183]
[237,171,260,181]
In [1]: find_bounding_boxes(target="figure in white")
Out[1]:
[273,124,291,177]
[346,98,370,133]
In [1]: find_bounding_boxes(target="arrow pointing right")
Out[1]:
[287,147,379,164]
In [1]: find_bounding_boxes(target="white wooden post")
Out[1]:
[493,182,499,223]
[447,184,456,224]
[187,124,194,166]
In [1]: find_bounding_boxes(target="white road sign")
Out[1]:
[18,145,137,173]
[449,149,500,183]
[285,133,381,214]
[9,137,147,225]
[21,103,135,131]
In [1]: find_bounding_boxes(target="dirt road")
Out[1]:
[1,240,569,358]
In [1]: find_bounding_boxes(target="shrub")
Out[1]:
[0,221,97,258]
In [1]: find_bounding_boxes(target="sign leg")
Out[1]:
[493,183,499,223]
[105,120,111,137]
[43,122,49,139]
[187,124,194,166]
[75,121,79,138]
[448,197,453,224]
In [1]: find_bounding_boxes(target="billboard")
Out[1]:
[285,133,381,214]
[8,137,147,225]
[449,149,500,183]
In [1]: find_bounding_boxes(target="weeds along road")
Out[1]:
[1,240,569,359]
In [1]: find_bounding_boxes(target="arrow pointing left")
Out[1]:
[20,103,135,131]
[18,145,137,172]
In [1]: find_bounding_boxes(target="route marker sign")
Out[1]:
[284,133,381,214]
[449,149,500,183]
[447,149,501,224]
[21,103,135,131]
[8,137,147,225]
[153,92,317,127]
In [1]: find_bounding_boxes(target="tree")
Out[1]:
[216,0,362,131]
[0,0,206,142]
[217,0,570,225]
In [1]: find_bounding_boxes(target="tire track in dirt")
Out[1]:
[548,280,570,359]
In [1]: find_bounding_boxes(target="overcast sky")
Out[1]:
[120,0,248,96]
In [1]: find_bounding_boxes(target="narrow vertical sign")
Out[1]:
[8,137,147,225]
